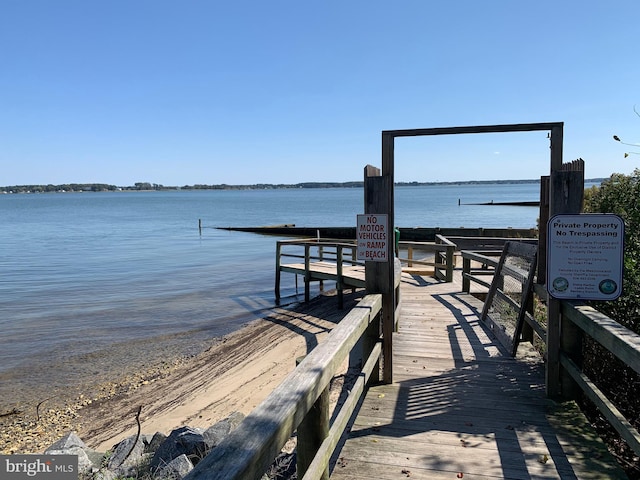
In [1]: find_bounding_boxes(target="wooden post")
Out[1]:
[275,242,282,303]
[462,256,471,293]
[360,164,387,383]
[546,124,585,400]
[521,292,535,345]
[381,133,395,384]
[295,356,329,480]
[318,244,324,292]
[555,160,585,400]
[537,176,550,286]
[445,244,454,282]
[336,246,344,309]
[304,244,311,303]
[546,126,564,400]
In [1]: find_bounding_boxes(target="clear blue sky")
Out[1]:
[2,1,639,186]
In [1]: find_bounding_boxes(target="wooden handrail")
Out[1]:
[301,342,382,480]
[275,240,365,303]
[396,239,455,282]
[460,250,500,293]
[185,294,383,480]
[560,301,640,375]
[463,250,640,457]
[557,298,640,454]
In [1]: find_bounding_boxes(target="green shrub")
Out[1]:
[581,169,640,477]
[583,169,640,333]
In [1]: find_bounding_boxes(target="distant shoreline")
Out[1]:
[1,178,605,194]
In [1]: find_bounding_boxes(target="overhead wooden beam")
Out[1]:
[383,122,563,138]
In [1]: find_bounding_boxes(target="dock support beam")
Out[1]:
[296,355,330,480]
[547,150,585,400]
[364,163,394,384]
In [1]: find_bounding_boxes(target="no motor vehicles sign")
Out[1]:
[357,214,388,262]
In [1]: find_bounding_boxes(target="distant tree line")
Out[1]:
[181,181,365,190]
[2,178,606,194]
[1,182,173,193]
[2,183,120,193]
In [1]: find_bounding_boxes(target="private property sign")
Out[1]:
[357,214,388,262]
[547,214,624,300]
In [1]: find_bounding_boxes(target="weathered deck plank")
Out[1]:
[331,273,626,479]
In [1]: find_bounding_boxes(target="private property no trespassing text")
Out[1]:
[552,220,620,237]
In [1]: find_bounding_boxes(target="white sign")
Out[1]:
[547,214,624,300]
[357,214,388,262]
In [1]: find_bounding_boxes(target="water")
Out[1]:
[0,183,546,405]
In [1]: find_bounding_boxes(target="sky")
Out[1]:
[1,1,639,186]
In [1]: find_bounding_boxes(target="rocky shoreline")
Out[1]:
[1,357,190,456]
[43,413,248,480]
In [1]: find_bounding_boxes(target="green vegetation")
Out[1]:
[2,183,120,193]
[582,169,640,477]
[583,169,640,331]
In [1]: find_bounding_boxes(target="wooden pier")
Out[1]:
[187,124,638,480]
[187,266,629,480]
[330,272,626,479]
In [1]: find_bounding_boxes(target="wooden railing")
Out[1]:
[462,251,640,458]
[460,250,501,293]
[397,234,455,282]
[185,294,384,480]
[399,234,536,284]
[549,287,640,457]
[275,238,362,307]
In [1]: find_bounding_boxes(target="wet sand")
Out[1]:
[1,290,363,454]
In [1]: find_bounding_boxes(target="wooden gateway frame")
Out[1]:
[372,122,567,390]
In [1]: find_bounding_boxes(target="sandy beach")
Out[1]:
[0,289,363,455]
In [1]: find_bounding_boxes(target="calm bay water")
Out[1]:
[0,183,546,405]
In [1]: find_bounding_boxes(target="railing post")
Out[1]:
[462,255,470,293]
[445,244,454,282]
[521,291,534,344]
[318,243,324,292]
[296,356,329,480]
[337,246,344,309]
[362,310,381,384]
[434,237,441,279]
[304,244,311,303]
[275,241,282,303]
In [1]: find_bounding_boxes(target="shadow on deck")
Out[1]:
[331,273,626,479]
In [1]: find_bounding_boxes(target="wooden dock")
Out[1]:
[330,272,626,479]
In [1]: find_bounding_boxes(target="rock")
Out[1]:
[203,412,245,449]
[107,434,145,471]
[145,431,167,454]
[156,454,194,479]
[93,469,117,480]
[45,445,93,474]
[44,431,86,452]
[150,426,206,470]
[84,448,107,471]
[41,412,247,479]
